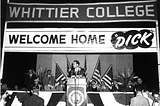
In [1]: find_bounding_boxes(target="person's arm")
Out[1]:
[42,76,46,86]
[51,76,55,86]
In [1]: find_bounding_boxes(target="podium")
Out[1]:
[66,78,87,106]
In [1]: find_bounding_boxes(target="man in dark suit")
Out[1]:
[23,94,44,106]
[23,87,44,106]
[25,69,37,91]
[68,60,86,78]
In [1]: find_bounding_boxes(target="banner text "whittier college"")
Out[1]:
[9,5,154,19]
[6,1,157,21]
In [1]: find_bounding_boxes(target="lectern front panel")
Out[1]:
[66,78,87,106]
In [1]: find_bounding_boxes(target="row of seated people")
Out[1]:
[4,66,146,93]
[87,77,146,92]
[1,82,160,106]
[25,68,146,92]
[27,77,145,93]
[25,60,86,91]
[25,69,64,91]
[24,68,102,92]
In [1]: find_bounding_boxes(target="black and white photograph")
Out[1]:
[1,0,160,106]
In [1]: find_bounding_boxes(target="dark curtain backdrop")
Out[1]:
[133,53,159,91]
[2,52,37,89]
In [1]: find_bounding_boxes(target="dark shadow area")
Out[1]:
[2,52,37,89]
[133,53,159,91]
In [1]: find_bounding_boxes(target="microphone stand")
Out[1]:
[74,69,77,106]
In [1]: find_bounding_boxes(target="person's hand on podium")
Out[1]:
[71,75,76,78]
[71,75,84,78]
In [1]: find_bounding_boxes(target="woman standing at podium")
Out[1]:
[68,60,86,78]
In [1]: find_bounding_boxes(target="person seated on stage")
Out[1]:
[56,80,65,91]
[14,85,20,91]
[43,70,55,91]
[111,80,120,92]
[124,80,134,92]
[32,78,43,91]
[90,80,100,92]
[68,60,86,78]
[134,78,147,92]
[100,81,110,92]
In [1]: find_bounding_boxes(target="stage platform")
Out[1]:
[6,90,152,106]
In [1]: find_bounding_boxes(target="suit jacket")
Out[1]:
[23,94,44,106]
[43,75,55,86]
[17,92,31,103]
[68,67,86,78]
[25,74,37,90]
[56,85,64,91]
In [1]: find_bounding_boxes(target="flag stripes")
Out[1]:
[101,64,113,89]
[55,63,66,86]
[92,69,101,84]
[91,57,101,84]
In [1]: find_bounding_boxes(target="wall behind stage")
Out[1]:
[36,54,133,79]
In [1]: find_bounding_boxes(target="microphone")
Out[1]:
[75,67,79,78]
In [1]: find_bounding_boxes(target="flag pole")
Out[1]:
[52,58,57,64]
[65,55,71,77]
[84,55,87,81]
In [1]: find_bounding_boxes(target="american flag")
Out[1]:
[101,64,113,90]
[55,63,66,87]
[91,57,101,84]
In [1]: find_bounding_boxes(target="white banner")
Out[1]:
[4,28,157,52]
